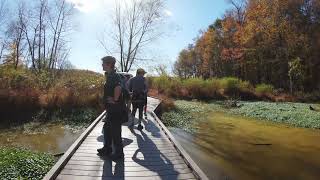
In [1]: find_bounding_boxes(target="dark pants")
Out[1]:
[132,102,144,120]
[104,112,123,155]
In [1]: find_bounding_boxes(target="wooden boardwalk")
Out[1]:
[44,97,208,180]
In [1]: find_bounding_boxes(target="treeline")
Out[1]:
[174,0,320,93]
[0,0,74,71]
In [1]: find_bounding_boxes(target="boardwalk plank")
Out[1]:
[60,168,192,177]
[70,155,184,162]
[57,174,196,180]
[44,97,207,180]
[63,163,189,172]
[73,152,181,158]
[67,159,186,167]
[75,149,178,154]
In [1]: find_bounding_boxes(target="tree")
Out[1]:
[173,44,199,78]
[288,57,306,93]
[20,0,74,71]
[0,0,74,71]
[4,3,26,69]
[174,0,320,92]
[47,0,74,70]
[0,0,8,63]
[100,0,166,72]
[154,64,168,76]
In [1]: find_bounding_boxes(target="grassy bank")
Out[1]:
[0,66,104,126]
[0,148,55,180]
[0,67,104,179]
[162,101,211,132]
[0,107,100,131]
[148,75,320,102]
[227,102,320,129]
[162,100,320,132]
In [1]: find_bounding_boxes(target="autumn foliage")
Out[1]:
[174,0,320,93]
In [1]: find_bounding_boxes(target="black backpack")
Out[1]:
[117,73,129,123]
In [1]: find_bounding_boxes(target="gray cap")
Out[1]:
[101,56,116,64]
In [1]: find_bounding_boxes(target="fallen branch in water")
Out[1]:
[249,143,272,146]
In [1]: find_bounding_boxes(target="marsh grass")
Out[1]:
[149,75,274,100]
[163,100,320,131]
[162,100,211,132]
[229,101,320,129]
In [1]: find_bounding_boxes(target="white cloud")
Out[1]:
[164,9,173,17]
[66,0,112,13]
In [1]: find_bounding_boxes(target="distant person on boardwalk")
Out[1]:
[128,68,148,130]
[97,56,124,160]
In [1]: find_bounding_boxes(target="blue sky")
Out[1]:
[67,0,231,74]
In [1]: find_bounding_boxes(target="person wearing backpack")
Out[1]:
[97,56,126,160]
[128,68,148,130]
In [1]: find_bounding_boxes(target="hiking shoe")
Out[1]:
[137,124,144,131]
[97,147,112,156]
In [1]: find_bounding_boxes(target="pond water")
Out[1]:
[0,122,84,154]
[170,111,320,180]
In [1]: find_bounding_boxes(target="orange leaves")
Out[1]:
[221,48,244,62]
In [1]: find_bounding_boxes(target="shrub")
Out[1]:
[152,75,172,93]
[0,66,38,89]
[296,91,320,102]
[219,77,240,90]
[0,66,105,119]
[255,83,274,94]
[148,76,256,100]
[182,78,205,98]
[161,97,176,112]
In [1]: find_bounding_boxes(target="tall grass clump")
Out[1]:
[0,67,105,110]
[0,66,105,125]
[162,100,209,132]
[218,77,251,95]
[183,78,206,98]
[152,75,171,93]
[151,75,182,97]
[148,75,256,100]
[255,83,274,94]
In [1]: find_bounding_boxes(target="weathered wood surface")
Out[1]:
[44,97,208,180]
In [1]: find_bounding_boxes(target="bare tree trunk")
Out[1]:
[38,1,43,70]
[101,0,165,72]
[115,4,124,71]
[14,28,23,69]
[43,26,46,67]
[49,0,65,69]
[0,43,4,63]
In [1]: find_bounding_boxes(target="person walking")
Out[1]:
[128,68,148,130]
[97,56,124,160]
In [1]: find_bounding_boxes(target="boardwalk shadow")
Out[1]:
[98,128,132,179]
[99,138,130,180]
[142,116,162,138]
[131,128,179,179]
[97,133,133,147]
[128,115,162,138]
[100,157,124,180]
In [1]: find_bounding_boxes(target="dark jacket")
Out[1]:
[128,75,148,103]
[103,70,121,105]
[128,75,148,94]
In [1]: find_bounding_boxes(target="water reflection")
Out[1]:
[170,112,320,180]
[0,122,83,154]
